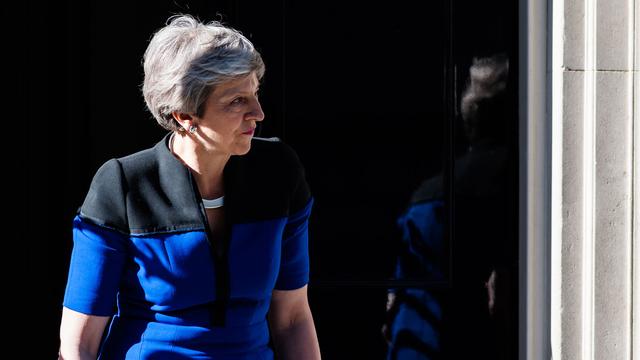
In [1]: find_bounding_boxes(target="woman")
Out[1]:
[59,14,321,360]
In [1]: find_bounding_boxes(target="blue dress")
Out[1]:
[63,133,313,359]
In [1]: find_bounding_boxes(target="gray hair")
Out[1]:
[142,14,265,131]
[460,54,509,142]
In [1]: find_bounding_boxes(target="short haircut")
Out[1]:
[142,14,265,131]
[460,54,510,142]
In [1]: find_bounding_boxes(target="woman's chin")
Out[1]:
[233,144,252,156]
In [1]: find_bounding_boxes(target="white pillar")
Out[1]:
[551,0,638,358]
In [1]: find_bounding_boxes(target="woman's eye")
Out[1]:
[231,97,246,105]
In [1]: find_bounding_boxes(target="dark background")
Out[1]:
[11,0,517,358]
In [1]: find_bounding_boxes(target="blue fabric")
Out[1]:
[388,289,442,359]
[275,199,311,290]
[394,200,445,281]
[64,216,129,316]
[63,198,313,359]
[387,200,444,360]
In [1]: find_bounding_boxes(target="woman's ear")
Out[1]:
[171,111,195,131]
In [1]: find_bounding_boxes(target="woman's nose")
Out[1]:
[248,99,265,122]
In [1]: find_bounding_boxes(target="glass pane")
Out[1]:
[384,0,519,358]
[282,1,446,282]
[279,0,519,359]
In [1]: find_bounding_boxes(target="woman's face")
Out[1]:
[194,72,264,156]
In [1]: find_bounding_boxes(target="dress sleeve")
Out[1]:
[274,147,314,291]
[63,216,128,316]
[394,200,446,281]
[274,197,314,290]
[63,158,129,316]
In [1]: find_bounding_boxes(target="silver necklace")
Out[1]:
[202,196,224,209]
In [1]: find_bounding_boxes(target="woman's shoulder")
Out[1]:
[116,142,163,176]
[236,137,311,217]
[89,141,161,181]
[79,137,175,232]
[247,136,303,170]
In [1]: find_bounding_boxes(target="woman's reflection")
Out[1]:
[384,54,517,359]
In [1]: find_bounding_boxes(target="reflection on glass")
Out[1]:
[384,54,517,359]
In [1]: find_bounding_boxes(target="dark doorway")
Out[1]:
[17,0,518,358]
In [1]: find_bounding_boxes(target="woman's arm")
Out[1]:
[58,307,110,360]
[268,285,321,360]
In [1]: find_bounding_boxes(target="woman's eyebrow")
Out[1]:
[218,86,260,99]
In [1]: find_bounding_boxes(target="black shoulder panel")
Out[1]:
[117,138,205,234]
[79,134,204,235]
[79,133,312,234]
[79,158,129,233]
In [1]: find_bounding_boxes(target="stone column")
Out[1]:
[551,0,638,358]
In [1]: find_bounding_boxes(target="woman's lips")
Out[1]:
[242,128,255,135]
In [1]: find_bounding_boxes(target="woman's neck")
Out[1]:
[171,132,230,199]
